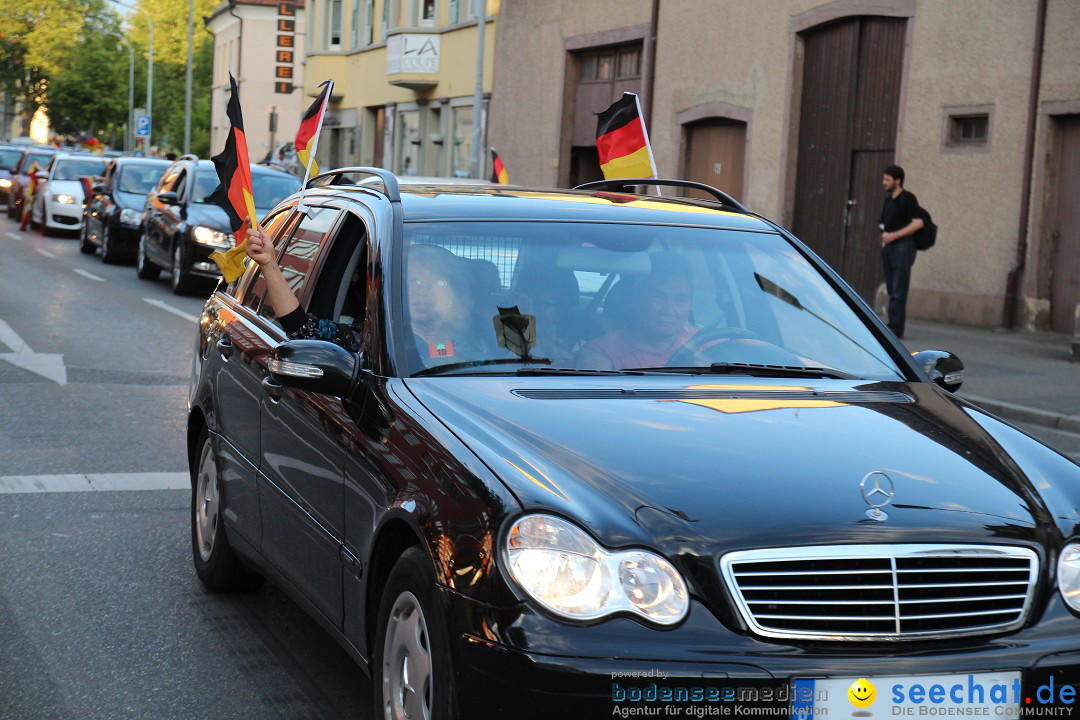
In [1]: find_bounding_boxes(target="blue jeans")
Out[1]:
[881,238,916,338]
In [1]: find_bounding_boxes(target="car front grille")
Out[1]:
[720,544,1038,641]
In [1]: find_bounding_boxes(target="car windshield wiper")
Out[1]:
[412,358,553,377]
[514,367,662,376]
[624,362,857,379]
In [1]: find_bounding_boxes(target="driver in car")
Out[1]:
[246,226,482,364]
[576,252,698,370]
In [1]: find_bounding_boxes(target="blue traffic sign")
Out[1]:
[135,115,151,138]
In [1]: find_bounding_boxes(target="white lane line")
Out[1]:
[73,268,106,282]
[142,297,199,323]
[35,247,57,258]
[0,472,189,494]
[6,231,21,241]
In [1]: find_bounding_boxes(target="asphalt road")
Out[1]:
[0,214,369,720]
[1,210,1078,719]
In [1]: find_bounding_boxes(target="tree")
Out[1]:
[47,32,128,139]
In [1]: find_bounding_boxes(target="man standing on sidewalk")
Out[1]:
[880,165,924,338]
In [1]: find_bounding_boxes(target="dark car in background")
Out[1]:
[79,157,170,263]
[187,168,1080,719]
[0,144,27,205]
[137,157,300,294]
[6,146,57,220]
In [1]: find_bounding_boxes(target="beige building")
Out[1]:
[207,0,308,164]
[489,0,1080,334]
[301,0,498,178]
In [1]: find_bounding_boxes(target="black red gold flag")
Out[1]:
[595,92,656,181]
[489,147,508,185]
[207,71,258,282]
[296,80,332,180]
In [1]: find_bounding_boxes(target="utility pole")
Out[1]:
[147,16,154,152]
[469,0,485,179]
[184,0,193,153]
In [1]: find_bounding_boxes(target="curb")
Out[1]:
[962,393,1080,435]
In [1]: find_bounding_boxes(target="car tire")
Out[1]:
[135,231,160,280]
[190,428,263,593]
[99,224,119,264]
[78,220,96,255]
[171,242,194,295]
[373,547,458,720]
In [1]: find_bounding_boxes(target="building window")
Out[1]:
[949,115,988,144]
[578,44,640,83]
[365,0,374,44]
[451,105,473,178]
[396,109,421,175]
[416,0,436,25]
[351,0,359,47]
[449,0,457,23]
[327,0,343,48]
[381,0,389,39]
[942,106,993,153]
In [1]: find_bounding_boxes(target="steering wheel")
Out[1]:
[667,324,795,367]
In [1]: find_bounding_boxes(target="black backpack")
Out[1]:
[914,205,937,251]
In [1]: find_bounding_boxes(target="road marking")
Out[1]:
[0,472,189,494]
[72,268,105,282]
[35,247,57,258]
[143,297,198,323]
[6,231,21,241]
[0,319,66,385]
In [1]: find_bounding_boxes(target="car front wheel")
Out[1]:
[171,242,194,295]
[100,223,119,264]
[135,230,160,280]
[374,547,457,720]
[190,428,263,592]
[79,220,96,255]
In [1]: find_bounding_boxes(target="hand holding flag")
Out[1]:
[206,70,258,283]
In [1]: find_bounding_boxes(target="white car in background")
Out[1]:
[31,154,108,236]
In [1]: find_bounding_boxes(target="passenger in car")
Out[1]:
[245,226,483,363]
[514,266,585,366]
[575,252,698,370]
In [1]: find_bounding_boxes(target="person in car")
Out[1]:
[246,225,481,363]
[576,252,698,370]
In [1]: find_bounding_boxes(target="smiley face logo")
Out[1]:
[848,678,876,708]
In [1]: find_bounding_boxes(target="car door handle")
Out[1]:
[261,375,282,403]
[216,335,234,359]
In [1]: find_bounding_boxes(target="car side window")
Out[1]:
[172,170,188,201]
[238,208,301,313]
[307,211,371,329]
[277,206,340,301]
[158,169,179,193]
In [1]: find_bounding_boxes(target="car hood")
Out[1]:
[186,202,274,230]
[46,179,83,199]
[404,377,1068,553]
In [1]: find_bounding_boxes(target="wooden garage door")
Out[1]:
[792,16,906,300]
[684,120,746,202]
[1051,116,1080,333]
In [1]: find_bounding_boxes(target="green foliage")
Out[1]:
[47,31,129,138]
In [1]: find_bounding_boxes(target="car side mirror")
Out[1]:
[157,191,179,205]
[912,350,964,392]
[268,340,360,397]
[35,171,47,180]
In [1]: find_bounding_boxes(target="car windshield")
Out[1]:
[401,221,906,380]
[117,165,166,194]
[52,158,107,181]
[192,170,300,208]
[21,152,54,173]
[0,148,22,170]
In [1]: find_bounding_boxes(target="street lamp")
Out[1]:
[184,0,193,153]
[110,0,153,151]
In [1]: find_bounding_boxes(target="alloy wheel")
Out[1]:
[194,439,219,563]
[382,591,432,720]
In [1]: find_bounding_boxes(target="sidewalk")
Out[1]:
[902,319,1080,435]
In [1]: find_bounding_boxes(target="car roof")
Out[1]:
[188,159,295,177]
[114,157,170,166]
[354,185,776,231]
[52,152,108,161]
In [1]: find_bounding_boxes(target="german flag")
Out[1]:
[296,80,331,179]
[595,92,656,181]
[489,147,508,185]
[206,71,258,283]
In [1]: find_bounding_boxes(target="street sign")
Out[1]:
[135,115,151,138]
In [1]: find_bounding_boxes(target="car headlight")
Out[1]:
[53,194,76,204]
[119,208,141,226]
[504,514,689,625]
[1059,543,1080,612]
[192,225,232,249]
[0,178,11,188]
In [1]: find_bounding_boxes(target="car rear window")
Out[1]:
[21,152,54,173]
[0,148,22,170]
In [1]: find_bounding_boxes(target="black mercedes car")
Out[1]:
[79,156,170,262]
[0,143,27,205]
[187,168,1080,719]
[137,157,299,294]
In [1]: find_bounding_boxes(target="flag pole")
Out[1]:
[629,91,661,197]
[297,79,333,214]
